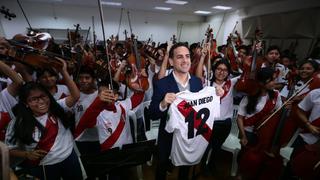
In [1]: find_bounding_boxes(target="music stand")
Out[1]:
[81,139,156,177]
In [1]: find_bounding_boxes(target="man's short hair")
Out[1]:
[168,42,189,59]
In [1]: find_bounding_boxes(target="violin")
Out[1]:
[126,34,149,91]
[224,22,242,74]
[235,29,265,96]
[225,35,239,74]
[4,33,64,70]
[12,32,52,50]
[125,11,149,92]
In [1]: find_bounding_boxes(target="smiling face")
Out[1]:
[26,89,50,117]
[299,62,315,81]
[79,73,95,93]
[214,64,229,82]
[38,71,57,89]
[169,46,191,75]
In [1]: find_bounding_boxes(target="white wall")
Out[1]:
[0,1,202,43]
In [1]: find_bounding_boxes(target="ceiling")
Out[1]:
[20,0,291,15]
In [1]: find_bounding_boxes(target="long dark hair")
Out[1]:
[246,67,276,114]
[210,59,231,85]
[11,82,70,145]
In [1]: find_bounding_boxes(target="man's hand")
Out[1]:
[160,93,176,109]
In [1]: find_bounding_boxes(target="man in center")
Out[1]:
[150,42,222,180]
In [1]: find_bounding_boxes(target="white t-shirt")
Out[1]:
[5,98,74,165]
[298,88,320,144]
[238,91,282,132]
[96,97,133,151]
[53,84,70,100]
[212,76,240,120]
[73,91,99,142]
[165,86,220,166]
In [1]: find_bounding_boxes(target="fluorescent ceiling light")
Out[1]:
[212,5,232,10]
[101,1,122,6]
[165,0,188,5]
[155,7,172,11]
[194,10,211,15]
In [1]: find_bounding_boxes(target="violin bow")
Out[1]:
[117,8,124,39]
[84,27,91,45]
[92,16,97,59]
[16,0,33,32]
[97,0,113,90]
[256,77,313,130]
[206,25,212,86]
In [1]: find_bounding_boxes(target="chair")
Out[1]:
[221,105,241,177]
[128,110,138,143]
[0,141,10,180]
[141,100,160,166]
[141,101,160,143]
[280,130,300,166]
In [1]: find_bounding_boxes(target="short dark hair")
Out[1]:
[79,66,96,79]
[298,60,319,71]
[257,67,275,84]
[115,43,124,49]
[97,78,119,92]
[36,68,58,80]
[237,45,248,55]
[211,59,231,82]
[266,45,281,54]
[168,42,189,59]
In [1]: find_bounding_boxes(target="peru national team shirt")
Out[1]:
[165,86,220,166]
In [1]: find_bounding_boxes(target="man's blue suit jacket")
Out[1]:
[149,72,203,159]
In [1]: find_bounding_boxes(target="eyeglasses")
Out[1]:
[27,94,49,104]
[216,68,228,73]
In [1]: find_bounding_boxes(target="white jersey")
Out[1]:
[53,84,70,100]
[165,86,220,166]
[73,91,99,142]
[96,99,133,151]
[119,83,144,118]
[298,88,320,144]
[5,98,74,166]
[212,76,240,120]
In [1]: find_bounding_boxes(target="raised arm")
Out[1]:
[0,61,23,96]
[113,60,127,83]
[195,44,208,81]
[157,41,172,80]
[56,58,80,107]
